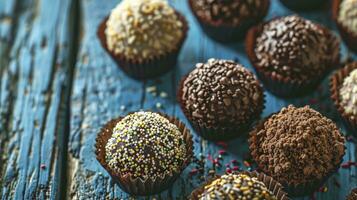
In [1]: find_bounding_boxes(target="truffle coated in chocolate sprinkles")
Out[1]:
[254,15,338,81]
[191,0,265,25]
[198,173,277,200]
[182,59,263,129]
[105,112,187,179]
[250,105,345,186]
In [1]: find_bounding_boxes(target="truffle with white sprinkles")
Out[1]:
[105,112,187,179]
[338,0,357,35]
[105,0,184,61]
[198,174,277,200]
[181,59,264,132]
[340,64,357,118]
[254,15,338,81]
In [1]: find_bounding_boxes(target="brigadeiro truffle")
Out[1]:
[188,0,270,42]
[190,172,290,200]
[248,105,346,196]
[330,62,357,134]
[246,15,340,97]
[279,0,326,11]
[347,188,357,200]
[178,59,265,140]
[332,0,357,53]
[95,111,193,196]
[97,0,188,79]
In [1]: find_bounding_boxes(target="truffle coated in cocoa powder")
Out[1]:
[250,105,345,185]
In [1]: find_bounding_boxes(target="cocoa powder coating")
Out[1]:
[250,105,345,185]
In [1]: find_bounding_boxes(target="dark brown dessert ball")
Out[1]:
[179,59,265,140]
[188,0,270,42]
[246,15,340,97]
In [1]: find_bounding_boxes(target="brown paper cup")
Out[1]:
[177,75,265,141]
[332,0,357,53]
[95,113,194,196]
[248,115,346,197]
[189,171,290,200]
[97,12,188,80]
[330,62,357,134]
[245,17,340,98]
[188,0,270,43]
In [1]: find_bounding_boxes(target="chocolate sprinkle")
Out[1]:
[182,59,263,129]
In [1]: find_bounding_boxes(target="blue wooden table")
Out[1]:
[0,0,356,199]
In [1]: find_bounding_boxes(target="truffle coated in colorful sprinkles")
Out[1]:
[105,112,187,179]
[198,174,277,200]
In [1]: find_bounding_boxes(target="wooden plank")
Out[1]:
[0,0,77,199]
[68,0,356,199]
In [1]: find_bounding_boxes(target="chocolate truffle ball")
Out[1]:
[249,105,345,193]
[347,188,357,200]
[254,15,339,82]
[197,173,277,200]
[191,0,267,26]
[188,0,270,42]
[180,59,264,139]
[339,64,357,118]
[338,0,357,35]
[105,111,187,179]
[105,0,184,61]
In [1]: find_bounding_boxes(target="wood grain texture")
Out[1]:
[1,0,357,199]
[0,0,77,199]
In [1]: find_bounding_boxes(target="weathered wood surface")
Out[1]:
[0,0,77,199]
[1,0,357,199]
